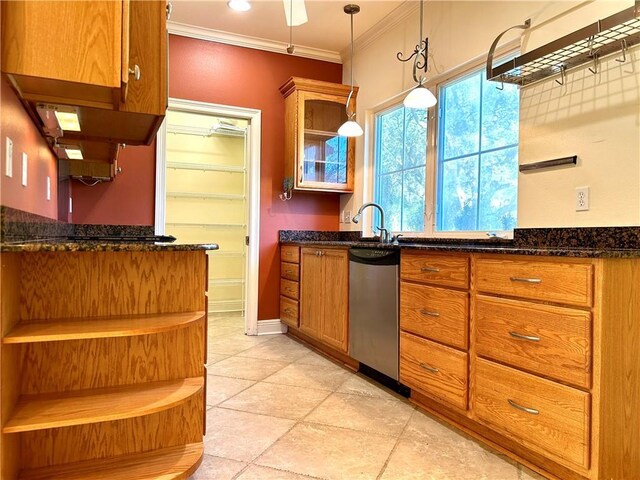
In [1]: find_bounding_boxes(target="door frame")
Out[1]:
[155,97,262,335]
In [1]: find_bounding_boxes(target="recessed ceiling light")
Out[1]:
[227,0,251,12]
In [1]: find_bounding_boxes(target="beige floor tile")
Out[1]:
[206,374,255,407]
[237,336,309,362]
[208,355,289,381]
[236,465,323,480]
[204,407,295,462]
[206,352,229,366]
[189,454,247,480]
[219,381,330,420]
[519,465,549,479]
[263,362,351,391]
[256,422,396,480]
[294,350,340,368]
[208,335,272,355]
[305,392,413,436]
[336,375,398,399]
[380,437,519,480]
[402,409,473,445]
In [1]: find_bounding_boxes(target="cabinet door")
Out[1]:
[320,249,349,353]
[296,91,354,193]
[120,0,167,116]
[299,248,324,339]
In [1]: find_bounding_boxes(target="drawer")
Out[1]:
[281,261,299,281]
[400,282,468,349]
[281,245,300,264]
[400,331,468,410]
[474,358,590,469]
[474,257,593,307]
[280,295,299,328]
[401,252,469,289]
[475,295,591,388]
[280,278,299,300]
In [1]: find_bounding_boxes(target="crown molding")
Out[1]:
[168,21,343,64]
[340,1,420,60]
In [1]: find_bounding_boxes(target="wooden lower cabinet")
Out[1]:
[401,252,640,480]
[299,247,348,353]
[0,250,207,480]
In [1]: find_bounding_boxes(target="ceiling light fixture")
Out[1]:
[397,0,437,109]
[227,0,251,12]
[283,0,307,27]
[338,4,363,138]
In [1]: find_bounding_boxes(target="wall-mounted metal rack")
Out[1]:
[487,1,640,86]
[519,155,577,173]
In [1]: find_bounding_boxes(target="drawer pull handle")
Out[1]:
[509,331,540,342]
[419,363,439,374]
[508,399,539,415]
[510,277,542,284]
[420,309,440,317]
[421,266,440,273]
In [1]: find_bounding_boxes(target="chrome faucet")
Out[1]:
[352,202,390,243]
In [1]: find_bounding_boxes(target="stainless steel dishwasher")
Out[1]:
[349,248,400,382]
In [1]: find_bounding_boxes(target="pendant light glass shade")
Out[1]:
[337,118,363,137]
[338,4,363,138]
[403,85,437,109]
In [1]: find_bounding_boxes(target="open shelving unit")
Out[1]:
[0,250,208,479]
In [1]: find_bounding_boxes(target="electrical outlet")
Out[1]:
[5,137,13,177]
[46,176,51,201]
[21,152,28,187]
[343,210,351,223]
[69,196,73,214]
[576,186,590,211]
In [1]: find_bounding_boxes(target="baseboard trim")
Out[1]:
[257,319,288,336]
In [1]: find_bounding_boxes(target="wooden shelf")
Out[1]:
[19,442,204,480]
[4,377,204,433]
[3,311,206,344]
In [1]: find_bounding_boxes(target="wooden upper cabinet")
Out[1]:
[280,77,357,193]
[1,0,168,147]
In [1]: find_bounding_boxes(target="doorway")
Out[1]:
[155,98,261,335]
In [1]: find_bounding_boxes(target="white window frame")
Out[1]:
[366,42,520,240]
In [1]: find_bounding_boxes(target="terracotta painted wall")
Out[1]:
[0,78,58,219]
[71,145,156,225]
[169,35,342,320]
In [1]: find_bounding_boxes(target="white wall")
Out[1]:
[342,0,640,231]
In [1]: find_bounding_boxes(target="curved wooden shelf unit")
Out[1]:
[3,377,204,433]
[3,311,206,344]
[18,442,204,480]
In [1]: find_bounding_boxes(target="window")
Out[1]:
[373,105,427,233]
[436,67,519,232]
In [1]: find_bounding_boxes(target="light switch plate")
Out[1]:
[5,137,12,177]
[21,152,28,186]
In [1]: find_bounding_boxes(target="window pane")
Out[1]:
[403,167,425,232]
[440,156,479,231]
[378,172,402,232]
[404,108,427,169]
[478,147,518,231]
[481,79,519,150]
[442,72,481,160]
[378,107,404,174]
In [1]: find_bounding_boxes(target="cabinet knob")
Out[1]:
[129,65,141,81]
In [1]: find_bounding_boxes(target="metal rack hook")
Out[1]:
[616,39,628,63]
[496,75,505,91]
[588,54,599,74]
[555,65,566,85]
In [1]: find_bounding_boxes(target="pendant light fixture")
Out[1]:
[397,0,436,109]
[338,4,363,137]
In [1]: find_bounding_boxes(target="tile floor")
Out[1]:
[191,316,546,480]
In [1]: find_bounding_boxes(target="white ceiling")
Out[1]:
[170,0,407,55]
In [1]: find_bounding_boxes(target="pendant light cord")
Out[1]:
[345,7,355,119]
[289,0,293,47]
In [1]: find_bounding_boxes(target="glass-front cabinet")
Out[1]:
[280,77,357,193]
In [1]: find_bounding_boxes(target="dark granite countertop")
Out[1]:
[0,238,219,253]
[279,228,640,258]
